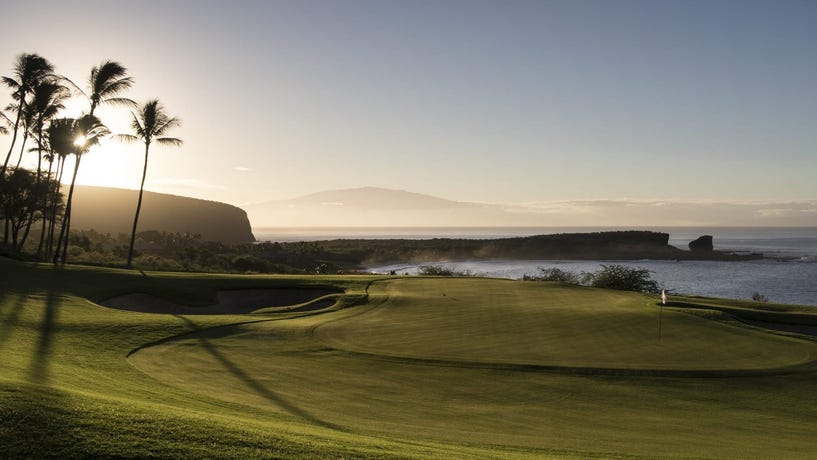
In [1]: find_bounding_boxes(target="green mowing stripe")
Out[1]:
[314,278,817,373]
[131,316,817,459]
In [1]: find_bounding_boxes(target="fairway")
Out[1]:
[3,259,817,458]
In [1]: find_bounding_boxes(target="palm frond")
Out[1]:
[2,76,20,89]
[90,60,134,110]
[155,137,183,147]
[47,118,80,157]
[154,117,182,136]
[103,97,137,107]
[130,112,147,139]
[57,75,88,99]
[113,133,138,143]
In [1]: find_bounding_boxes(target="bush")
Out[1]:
[523,267,581,284]
[417,264,478,277]
[418,265,456,276]
[752,292,769,303]
[231,254,269,272]
[587,264,660,293]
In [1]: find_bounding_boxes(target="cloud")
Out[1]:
[495,199,817,226]
[149,178,226,190]
[233,166,251,172]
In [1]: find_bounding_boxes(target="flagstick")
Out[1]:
[658,290,667,343]
[658,302,663,343]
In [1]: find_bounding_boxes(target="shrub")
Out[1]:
[752,292,769,303]
[586,264,660,293]
[418,265,456,276]
[523,267,581,284]
[417,264,478,277]
[231,254,269,273]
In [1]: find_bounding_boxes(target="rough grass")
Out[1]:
[3,258,817,458]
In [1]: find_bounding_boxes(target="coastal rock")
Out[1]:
[689,235,714,253]
[70,186,256,243]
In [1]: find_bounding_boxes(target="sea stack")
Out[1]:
[689,235,714,253]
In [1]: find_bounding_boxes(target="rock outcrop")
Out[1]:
[69,186,256,243]
[688,235,714,253]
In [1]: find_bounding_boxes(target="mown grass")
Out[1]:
[3,257,817,458]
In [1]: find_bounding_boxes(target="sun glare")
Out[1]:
[74,135,87,147]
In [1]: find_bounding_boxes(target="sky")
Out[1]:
[1,0,816,224]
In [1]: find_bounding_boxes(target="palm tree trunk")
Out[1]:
[54,155,81,265]
[127,143,150,268]
[46,156,65,258]
[36,155,55,258]
[14,132,29,169]
[20,130,44,255]
[1,91,25,177]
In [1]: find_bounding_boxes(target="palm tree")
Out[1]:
[24,81,69,255]
[52,115,110,264]
[87,60,134,116]
[42,125,71,258]
[61,60,134,117]
[2,53,54,177]
[12,102,36,169]
[115,100,181,268]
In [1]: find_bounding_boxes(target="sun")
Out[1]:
[66,140,144,190]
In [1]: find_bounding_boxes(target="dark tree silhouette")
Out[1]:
[2,53,55,177]
[116,100,181,268]
[52,115,110,264]
[0,168,49,255]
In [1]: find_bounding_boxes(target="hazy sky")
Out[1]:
[2,0,816,211]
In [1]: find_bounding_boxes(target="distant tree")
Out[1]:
[2,53,55,177]
[52,115,110,264]
[115,99,181,268]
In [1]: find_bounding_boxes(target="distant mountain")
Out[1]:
[288,187,460,209]
[245,187,525,227]
[71,186,255,243]
[246,187,817,227]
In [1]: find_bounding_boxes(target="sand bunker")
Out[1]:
[101,289,339,315]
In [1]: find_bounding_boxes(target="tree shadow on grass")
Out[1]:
[27,288,60,384]
[172,315,345,432]
[0,383,72,457]
[0,293,26,349]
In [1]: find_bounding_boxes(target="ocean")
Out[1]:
[254,227,817,306]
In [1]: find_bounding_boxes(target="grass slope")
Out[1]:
[3,257,817,458]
